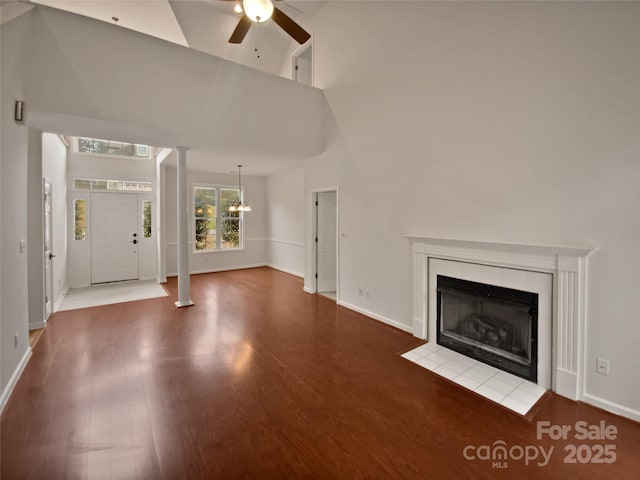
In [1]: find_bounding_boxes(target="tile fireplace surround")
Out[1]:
[408,236,595,404]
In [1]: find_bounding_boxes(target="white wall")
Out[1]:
[266,168,304,277]
[305,2,640,417]
[164,165,268,276]
[42,133,68,310]
[67,152,157,287]
[1,12,31,409]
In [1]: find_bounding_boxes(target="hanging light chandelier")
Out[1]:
[228,164,252,212]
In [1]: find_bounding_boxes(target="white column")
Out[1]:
[175,147,193,308]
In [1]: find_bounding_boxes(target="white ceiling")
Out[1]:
[31,0,190,45]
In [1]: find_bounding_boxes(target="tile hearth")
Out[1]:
[402,342,546,415]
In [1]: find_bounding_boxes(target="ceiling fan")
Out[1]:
[225,0,311,45]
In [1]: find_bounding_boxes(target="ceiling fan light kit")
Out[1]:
[226,0,311,45]
[243,0,273,22]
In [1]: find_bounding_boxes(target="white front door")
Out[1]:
[44,179,54,319]
[316,191,337,293]
[91,193,139,284]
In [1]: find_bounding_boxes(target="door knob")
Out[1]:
[48,253,56,260]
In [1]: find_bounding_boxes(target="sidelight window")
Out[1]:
[74,199,86,241]
[143,201,152,238]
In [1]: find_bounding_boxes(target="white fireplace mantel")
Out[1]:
[407,235,597,402]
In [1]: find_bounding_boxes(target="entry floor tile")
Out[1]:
[58,280,168,311]
[401,344,546,415]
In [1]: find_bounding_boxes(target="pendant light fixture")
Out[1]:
[229,164,251,212]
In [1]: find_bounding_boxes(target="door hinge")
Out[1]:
[295,65,299,71]
[315,201,318,206]
[315,273,318,279]
[315,237,318,242]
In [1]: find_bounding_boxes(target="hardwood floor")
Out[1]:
[2,267,639,479]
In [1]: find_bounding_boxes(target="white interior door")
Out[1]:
[293,44,312,86]
[91,193,139,284]
[316,191,337,293]
[44,179,54,319]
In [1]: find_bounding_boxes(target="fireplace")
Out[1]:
[436,275,538,382]
[410,236,594,400]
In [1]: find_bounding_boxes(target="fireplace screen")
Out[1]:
[437,275,538,382]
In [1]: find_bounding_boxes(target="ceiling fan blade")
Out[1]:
[271,7,310,44]
[229,15,252,44]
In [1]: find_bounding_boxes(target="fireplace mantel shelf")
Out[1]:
[405,235,596,259]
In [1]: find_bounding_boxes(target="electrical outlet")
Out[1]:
[358,288,364,297]
[596,358,610,375]
[365,289,370,298]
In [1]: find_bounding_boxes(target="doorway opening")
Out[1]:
[291,41,312,86]
[315,190,337,300]
[43,178,54,321]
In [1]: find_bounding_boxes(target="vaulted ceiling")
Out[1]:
[30,0,326,77]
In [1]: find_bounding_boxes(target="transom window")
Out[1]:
[193,186,241,251]
[73,178,152,192]
[77,137,150,158]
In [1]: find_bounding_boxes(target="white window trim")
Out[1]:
[192,183,244,254]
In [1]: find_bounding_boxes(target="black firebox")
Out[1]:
[436,275,538,382]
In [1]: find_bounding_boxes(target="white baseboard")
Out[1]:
[53,286,69,313]
[167,263,269,277]
[583,393,640,423]
[337,300,412,334]
[303,286,315,294]
[267,264,303,278]
[0,347,32,414]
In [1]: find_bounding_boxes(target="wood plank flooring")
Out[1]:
[2,267,639,479]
